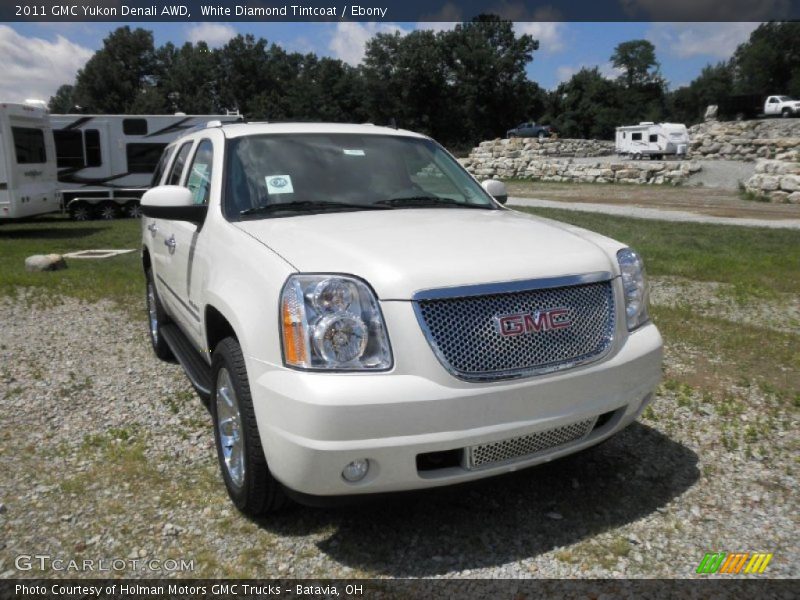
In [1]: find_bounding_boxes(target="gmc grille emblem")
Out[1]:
[495,308,572,336]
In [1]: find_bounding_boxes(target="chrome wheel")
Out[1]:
[147,281,158,344]
[71,204,90,221]
[127,203,142,219]
[216,368,245,490]
[99,204,117,220]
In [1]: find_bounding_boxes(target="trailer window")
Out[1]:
[126,143,167,173]
[12,127,47,164]
[123,118,148,135]
[54,130,84,168]
[85,130,102,167]
[631,133,642,141]
[167,142,194,185]
[649,134,658,143]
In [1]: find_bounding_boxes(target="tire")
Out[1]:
[145,269,174,361]
[211,337,288,516]
[99,202,118,220]
[782,108,791,118]
[69,202,92,221]
[126,202,142,219]
[538,131,546,141]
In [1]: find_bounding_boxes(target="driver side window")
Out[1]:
[184,139,214,205]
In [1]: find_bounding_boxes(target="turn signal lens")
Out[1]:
[281,280,309,367]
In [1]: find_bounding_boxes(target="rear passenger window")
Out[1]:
[123,118,148,135]
[150,146,175,187]
[167,142,194,185]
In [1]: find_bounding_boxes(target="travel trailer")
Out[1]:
[50,113,240,219]
[615,122,689,160]
[0,102,59,220]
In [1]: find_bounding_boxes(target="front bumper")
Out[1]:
[248,312,662,497]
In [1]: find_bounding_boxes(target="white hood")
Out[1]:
[234,208,619,299]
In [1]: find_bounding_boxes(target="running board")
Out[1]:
[160,324,212,400]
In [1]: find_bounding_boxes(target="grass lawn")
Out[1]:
[0,215,143,312]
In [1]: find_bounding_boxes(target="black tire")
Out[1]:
[538,131,546,140]
[782,108,791,119]
[69,202,92,221]
[98,202,118,220]
[145,269,174,361]
[211,337,288,516]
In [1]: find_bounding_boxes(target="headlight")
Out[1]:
[280,275,392,370]
[617,247,649,330]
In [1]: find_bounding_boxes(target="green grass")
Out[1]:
[0,215,143,310]
[516,207,800,297]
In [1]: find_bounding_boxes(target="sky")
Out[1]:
[0,21,760,105]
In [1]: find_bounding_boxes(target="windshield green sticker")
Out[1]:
[266,175,294,194]
[343,149,365,156]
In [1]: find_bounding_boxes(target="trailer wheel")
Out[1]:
[69,202,92,221]
[99,202,118,220]
[126,202,142,219]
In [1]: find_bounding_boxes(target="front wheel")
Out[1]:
[145,269,173,361]
[211,337,288,516]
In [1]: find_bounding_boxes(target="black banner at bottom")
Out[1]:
[1,579,798,600]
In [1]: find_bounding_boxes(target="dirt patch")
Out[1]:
[505,181,800,221]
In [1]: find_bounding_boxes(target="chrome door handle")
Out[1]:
[164,234,176,254]
[147,222,158,236]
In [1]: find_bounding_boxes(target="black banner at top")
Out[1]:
[4,0,800,22]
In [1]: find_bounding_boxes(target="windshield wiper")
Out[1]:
[240,200,392,216]
[374,196,494,209]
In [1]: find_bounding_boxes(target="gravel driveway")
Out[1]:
[0,290,797,579]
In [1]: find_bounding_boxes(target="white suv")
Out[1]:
[140,122,662,515]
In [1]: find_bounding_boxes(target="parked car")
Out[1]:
[716,94,800,120]
[506,122,555,139]
[140,122,662,515]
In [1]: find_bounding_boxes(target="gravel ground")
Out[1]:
[0,287,797,579]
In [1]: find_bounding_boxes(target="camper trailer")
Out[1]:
[0,102,59,220]
[50,113,240,219]
[615,122,689,160]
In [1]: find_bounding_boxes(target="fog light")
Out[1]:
[341,459,369,482]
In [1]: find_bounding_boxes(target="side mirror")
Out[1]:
[481,179,508,205]
[141,185,207,223]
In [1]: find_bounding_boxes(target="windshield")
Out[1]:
[224,133,497,219]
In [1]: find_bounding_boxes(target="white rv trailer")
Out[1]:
[50,113,240,219]
[0,102,59,220]
[615,122,689,160]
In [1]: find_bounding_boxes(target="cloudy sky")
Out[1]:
[1,21,759,104]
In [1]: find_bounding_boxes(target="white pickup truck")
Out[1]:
[140,122,662,515]
[764,95,800,118]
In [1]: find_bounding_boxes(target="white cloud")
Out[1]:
[647,22,759,59]
[185,23,236,48]
[621,0,784,21]
[514,22,566,53]
[0,25,93,104]
[328,22,407,65]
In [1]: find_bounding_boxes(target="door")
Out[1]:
[765,97,779,116]
[160,138,215,348]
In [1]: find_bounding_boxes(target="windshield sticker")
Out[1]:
[265,175,294,194]
[343,149,365,156]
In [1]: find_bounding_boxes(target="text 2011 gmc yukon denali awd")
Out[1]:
[140,122,662,515]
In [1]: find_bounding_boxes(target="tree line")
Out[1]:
[49,20,800,148]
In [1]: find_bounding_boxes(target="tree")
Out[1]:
[611,40,660,88]
[72,27,162,113]
[731,22,800,96]
[159,41,222,114]
[543,67,624,139]
[669,62,734,124]
[48,85,77,113]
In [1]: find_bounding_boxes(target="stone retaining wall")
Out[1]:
[689,119,800,161]
[743,155,800,203]
[467,137,614,162]
[461,156,700,185]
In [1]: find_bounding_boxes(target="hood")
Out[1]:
[234,208,618,300]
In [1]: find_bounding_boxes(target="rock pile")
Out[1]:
[743,155,800,203]
[689,119,800,161]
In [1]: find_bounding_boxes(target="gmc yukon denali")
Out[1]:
[140,122,663,515]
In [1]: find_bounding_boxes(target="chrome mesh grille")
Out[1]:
[467,417,597,469]
[415,280,615,380]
